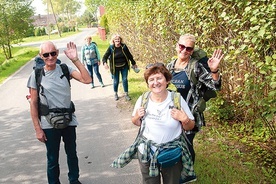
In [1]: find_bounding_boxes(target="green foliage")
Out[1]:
[103,0,275,135]
[34,27,47,36]
[99,14,109,34]
[0,0,34,59]
[0,47,39,83]
[80,10,97,28]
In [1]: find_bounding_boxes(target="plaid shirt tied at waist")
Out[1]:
[111,133,195,180]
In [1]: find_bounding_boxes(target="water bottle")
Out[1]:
[131,65,140,73]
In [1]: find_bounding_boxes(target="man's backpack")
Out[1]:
[35,64,71,119]
[33,56,61,70]
[167,48,217,112]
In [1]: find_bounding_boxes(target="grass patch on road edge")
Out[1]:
[0,47,39,84]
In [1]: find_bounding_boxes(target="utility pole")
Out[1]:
[49,0,61,37]
[47,0,50,39]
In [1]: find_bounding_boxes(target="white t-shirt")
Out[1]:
[132,91,194,153]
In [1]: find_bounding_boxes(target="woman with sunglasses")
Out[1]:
[111,63,196,184]
[168,34,223,183]
[102,34,138,101]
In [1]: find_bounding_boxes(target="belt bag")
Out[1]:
[42,102,75,129]
[157,147,182,168]
[46,112,71,129]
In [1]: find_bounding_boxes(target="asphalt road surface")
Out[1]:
[0,28,142,184]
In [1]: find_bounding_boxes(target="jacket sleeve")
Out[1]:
[102,46,112,64]
[124,44,136,65]
[196,62,222,91]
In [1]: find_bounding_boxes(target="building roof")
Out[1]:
[31,14,57,27]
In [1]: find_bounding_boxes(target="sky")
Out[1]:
[31,0,86,15]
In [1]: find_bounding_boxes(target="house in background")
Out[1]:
[31,14,57,27]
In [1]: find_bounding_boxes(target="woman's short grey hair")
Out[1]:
[179,34,196,44]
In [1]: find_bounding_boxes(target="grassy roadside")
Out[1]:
[0,31,79,84]
[0,35,274,183]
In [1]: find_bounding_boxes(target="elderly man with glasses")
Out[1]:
[27,41,91,184]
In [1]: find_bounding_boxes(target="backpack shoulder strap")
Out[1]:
[171,91,181,110]
[35,68,44,91]
[188,48,207,85]
[35,68,44,120]
[167,58,177,72]
[60,63,71,86]
[187,59,198,85]
[141,91,151,109]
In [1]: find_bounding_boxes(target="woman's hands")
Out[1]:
[208,49,224,72]
[171,108,195,130]
[131,107,145,126]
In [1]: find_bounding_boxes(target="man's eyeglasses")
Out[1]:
[146,62,165,69]
[178,43,194,52]
[42,51,57,58]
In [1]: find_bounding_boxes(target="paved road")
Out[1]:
[0,28,142,184]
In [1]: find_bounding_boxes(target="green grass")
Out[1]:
[0,34,275,183]
[0,47,39,83]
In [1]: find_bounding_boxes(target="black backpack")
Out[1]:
[35,64,71,119]
[33,56,61,70]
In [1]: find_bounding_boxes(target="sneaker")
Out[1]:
[180,175,197,184]
[91,83,95,89]
[100,82,105,87]
[114,93,119,101]
[70,180,82,184]
[125,95,131,101]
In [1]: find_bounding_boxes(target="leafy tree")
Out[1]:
[0,0,34,59]
[42,0,81,18]
[84,0,107,19]
[80,10,96,28]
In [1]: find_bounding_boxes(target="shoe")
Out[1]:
[70,180,82,184]
[91,83,95,89]
[114,93,119,101]
[125,95,131,101]
[180,175,197,184]
[100,82,105,87]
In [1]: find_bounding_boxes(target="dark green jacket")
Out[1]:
[102,43,136,75]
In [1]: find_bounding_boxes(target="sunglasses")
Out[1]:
[146,62,165,69]
[42,51,57,58]
[178,43,194,52]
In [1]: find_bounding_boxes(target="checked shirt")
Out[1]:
[111,133,195,180]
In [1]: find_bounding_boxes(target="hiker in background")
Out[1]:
[102,34,138,101]
[167,34,223,183]
[81,36,104,88]
[27,41,91,184]
[111,63,195,184]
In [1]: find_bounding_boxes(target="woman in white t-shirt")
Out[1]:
[131,63,196,184]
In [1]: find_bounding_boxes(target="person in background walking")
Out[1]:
[102,34,138,101]
[81,36,104,88]
[27,41,91,184]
